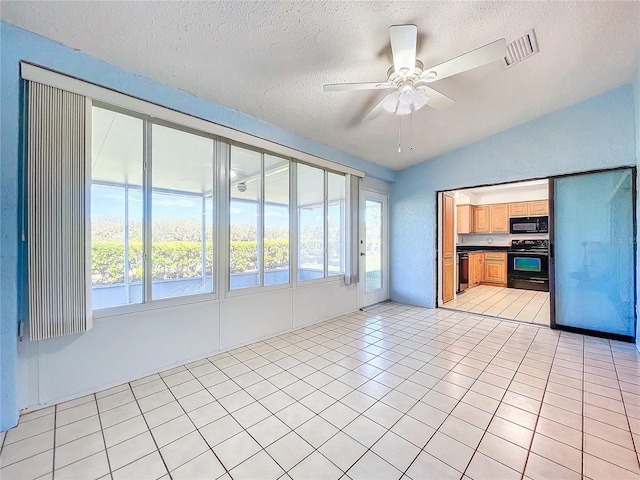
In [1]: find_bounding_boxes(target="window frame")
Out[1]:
[296,163,348,283]
[91,102,221,317]
[226,142,294,294]
[90,103,350,317]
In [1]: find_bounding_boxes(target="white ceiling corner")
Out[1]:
[2,1,639,171]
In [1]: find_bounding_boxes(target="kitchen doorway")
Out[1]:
[437,167,637,342]
[437,179,551,325]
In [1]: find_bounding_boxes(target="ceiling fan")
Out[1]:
[324,25,507,120]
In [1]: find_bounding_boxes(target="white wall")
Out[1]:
[18,280,357,410]
[465,183,548,205]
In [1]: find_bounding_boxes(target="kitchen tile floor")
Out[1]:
[2,302,639,480]
[443,285,550,325]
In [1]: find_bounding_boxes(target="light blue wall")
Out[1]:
[390,85,637,308]
[0,21,393,430]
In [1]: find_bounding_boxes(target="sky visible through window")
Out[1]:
[93,187,292,228]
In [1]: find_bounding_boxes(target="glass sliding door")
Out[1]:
[552,168,635,337]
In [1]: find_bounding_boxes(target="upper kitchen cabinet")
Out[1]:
[528,200,548,216]
[456,204,473,234]
[473,206,490,233]
[509,202,528,217]
[490,204,509,233]
[510,200,549,217]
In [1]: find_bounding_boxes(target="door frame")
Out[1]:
[548,166,637,342]
[358,188,389,309]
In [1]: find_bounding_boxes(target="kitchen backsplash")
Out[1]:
[457,233,549,246]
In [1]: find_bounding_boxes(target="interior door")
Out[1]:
[551,168,636,338]
[359,190,389,308]
[441,193,455,303]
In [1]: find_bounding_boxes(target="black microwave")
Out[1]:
[510,216,548,234]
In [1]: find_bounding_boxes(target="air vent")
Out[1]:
[504,29,539,67]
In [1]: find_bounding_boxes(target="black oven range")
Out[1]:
[507,240,549,292]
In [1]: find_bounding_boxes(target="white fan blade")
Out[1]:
[389,25,417,75]
[415,85,456,110]
[363,97,388,121]
[420,38,507,82]
[323,82,394,92]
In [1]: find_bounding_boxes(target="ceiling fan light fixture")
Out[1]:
[383,86,429,116]
[382,91,400,113]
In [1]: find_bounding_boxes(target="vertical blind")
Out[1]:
[27,81,92,340]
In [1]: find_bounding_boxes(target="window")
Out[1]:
[264,155,290,286]
[91,106,348,310]
[91,107,216,309]
[151,124,215,300]
[297,164,325,280]
[229,146,290,289]
[91,107,144,309]
[297,165,346,281]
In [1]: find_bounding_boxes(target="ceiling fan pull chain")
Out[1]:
[398,115,402,153]
[410,107,414,150]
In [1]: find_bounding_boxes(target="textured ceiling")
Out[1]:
[2,1,639,170]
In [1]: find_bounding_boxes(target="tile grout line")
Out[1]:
[285,309,491,476]
[516,326,563,480]
[457,325,553,479]
[51,403,58,480]
[608,340,640,472]
[334,312,494,477]
[401,316,519,477]
[155,368,232,478]
[95,393,115,480]
[283,309,509,476]
[399,316,537,478]
[125,382,174,480]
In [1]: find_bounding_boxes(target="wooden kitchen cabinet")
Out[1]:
[484,252,507,286]
[509,202,528,217]
[442,193,455,303]
[473,206,490,233]
[443,257,455,303]
[528,200,548,215]
[469,253,484,287]
[509,200,549,217]
[456,204,472,234]
[490,204,509,233]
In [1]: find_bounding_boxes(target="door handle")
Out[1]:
[360,252,366,256]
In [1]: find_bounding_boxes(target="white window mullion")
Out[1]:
[324,171,329,278]
[290,162,298,288]
[259,153,265,286]
[143,120,153,303]
[219,141,231,296]
[124,183,131,304]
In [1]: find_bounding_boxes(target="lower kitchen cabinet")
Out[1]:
[484,252,507,286]
[469,253,484,287]
[443,257,454,302]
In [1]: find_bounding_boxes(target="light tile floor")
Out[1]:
[2,302,640,480]
[443,285,550,325]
